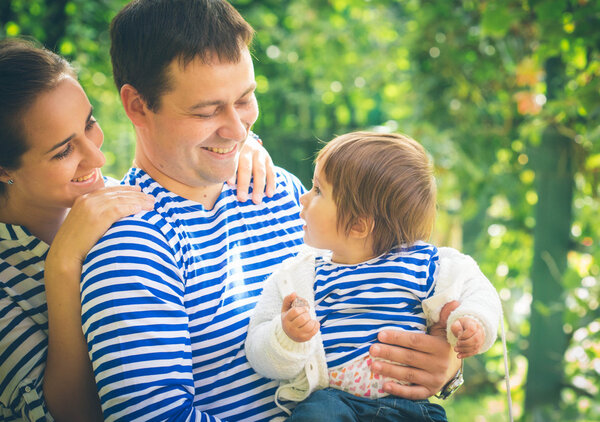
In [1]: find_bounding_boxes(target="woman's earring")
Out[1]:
[7,179,14,185]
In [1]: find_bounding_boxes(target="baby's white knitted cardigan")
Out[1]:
[245,246,502,415]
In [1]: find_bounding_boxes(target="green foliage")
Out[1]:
[2,0,599,420]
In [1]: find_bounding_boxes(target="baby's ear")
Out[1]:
[349,216,374,239]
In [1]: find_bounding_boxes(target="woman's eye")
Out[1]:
[85,119,97,131]
[53,143,73,160]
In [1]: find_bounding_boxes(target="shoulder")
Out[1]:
[437,247,480,273]
[281,245,321,269]
[389,242,438,263]
[272,166,306,196]
[84,210,176,268]
[102,175,120,186]
[97,209,171,244]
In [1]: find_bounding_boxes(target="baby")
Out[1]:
[245,131,502,421]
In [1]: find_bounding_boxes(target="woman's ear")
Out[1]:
[0,167,13,184]
[120,84,149,127]
[349,216,374,239]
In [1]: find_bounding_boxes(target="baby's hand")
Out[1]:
[281,293,319,343]
[451,317,485,359]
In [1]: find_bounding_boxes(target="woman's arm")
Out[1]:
[43,185,154,422]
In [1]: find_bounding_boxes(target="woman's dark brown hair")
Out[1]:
[0,38,75,197]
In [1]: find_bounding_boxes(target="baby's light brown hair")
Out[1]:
[316,131,436,256]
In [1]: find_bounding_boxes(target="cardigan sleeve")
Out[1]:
[245,255,317,380]
[423,247,502,353]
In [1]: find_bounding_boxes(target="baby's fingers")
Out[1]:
[294,320,320,342]
[287,307,312,328]
[455,338,480,358]
[306,319,320,337]
[282,293,298,312]
[450,320,464,339]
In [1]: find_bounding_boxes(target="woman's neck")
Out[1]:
[0,199,68,245]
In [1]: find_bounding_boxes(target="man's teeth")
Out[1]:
[72,172,95,182]
[205,146,235,154]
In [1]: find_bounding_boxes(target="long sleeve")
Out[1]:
[0,283,48,422]
[0,225,51,422]
[245,249,329,405]
[245,261,316,380]
[423,247,502,353]
[81,216,220,422]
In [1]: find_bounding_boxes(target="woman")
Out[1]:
[0,38,275,421]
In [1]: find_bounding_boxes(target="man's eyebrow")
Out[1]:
[187,83,257,112]
[46,108,94,154]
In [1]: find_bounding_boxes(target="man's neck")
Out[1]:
[132,156,223,210]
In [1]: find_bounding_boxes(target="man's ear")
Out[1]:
[349,216,374,239]
[120,84,149,127]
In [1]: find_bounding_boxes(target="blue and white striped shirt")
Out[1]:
[0,176,119,422]
[0,223,51,422]
[81,167,305,421]
[314,243,438,368]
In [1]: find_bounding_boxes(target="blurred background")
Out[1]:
[1,0,598,420]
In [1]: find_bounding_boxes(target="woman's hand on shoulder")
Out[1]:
[229,134,275,204]
[47,185,154,269]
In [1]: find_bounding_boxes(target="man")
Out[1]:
[81,1,461,420]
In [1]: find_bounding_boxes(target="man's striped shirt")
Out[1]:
[81,167,305,421]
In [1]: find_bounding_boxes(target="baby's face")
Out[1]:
[299,162,344,253]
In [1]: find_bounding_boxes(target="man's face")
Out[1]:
[139,47,259,191]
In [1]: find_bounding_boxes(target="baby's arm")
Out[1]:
[245,266,317,380]
[423,247,502,358]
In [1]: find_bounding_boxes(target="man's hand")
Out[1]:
[281,293,319,343]
[369,301,461,400]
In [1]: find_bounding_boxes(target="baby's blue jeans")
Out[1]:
[287,387,448,422]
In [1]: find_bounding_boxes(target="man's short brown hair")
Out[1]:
[317,131,437,256]
[110,0,254,111]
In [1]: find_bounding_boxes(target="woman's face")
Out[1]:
[8,75,106,210]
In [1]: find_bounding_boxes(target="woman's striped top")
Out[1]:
[0,223,51,422]
[81,167,305,421]
[0,176,119,422]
